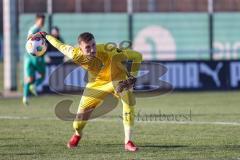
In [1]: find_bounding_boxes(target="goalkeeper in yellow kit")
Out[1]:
[31,31,142,152]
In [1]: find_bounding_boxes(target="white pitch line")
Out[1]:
[135,120,240,126]
[0,115,240,126]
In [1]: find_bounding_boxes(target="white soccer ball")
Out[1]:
[25,37,47,57]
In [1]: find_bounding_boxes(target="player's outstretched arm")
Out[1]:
[45,35,75,60]
[31,32,75,60]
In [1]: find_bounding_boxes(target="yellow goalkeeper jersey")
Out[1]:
[46,35,142,82]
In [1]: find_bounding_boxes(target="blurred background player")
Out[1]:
[22,14,46,105]
[46,26,64,64]
[32,31,142,152]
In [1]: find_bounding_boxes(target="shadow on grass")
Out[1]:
[139,144,188,148]
[94,143,188,149]
[0,137,25,140]
[0,152,45,156]
[94,143,122,146]
[222,145,240,149]
[140,144,240,150]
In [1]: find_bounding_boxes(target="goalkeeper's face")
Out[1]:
[79,39,97,57]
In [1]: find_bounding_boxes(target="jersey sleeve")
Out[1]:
[46,35,76,60]
[123,49,143,77]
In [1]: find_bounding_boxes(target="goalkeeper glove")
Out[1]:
[28,31,47,40]
[116,75,137,93]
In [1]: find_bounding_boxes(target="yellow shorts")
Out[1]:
[74,80,135,129]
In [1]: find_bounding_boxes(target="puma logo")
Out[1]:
[200,63,223,87]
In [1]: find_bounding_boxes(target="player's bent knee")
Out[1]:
[77,107,94,120]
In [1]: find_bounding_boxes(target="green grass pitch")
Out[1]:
[0,91,240,160]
